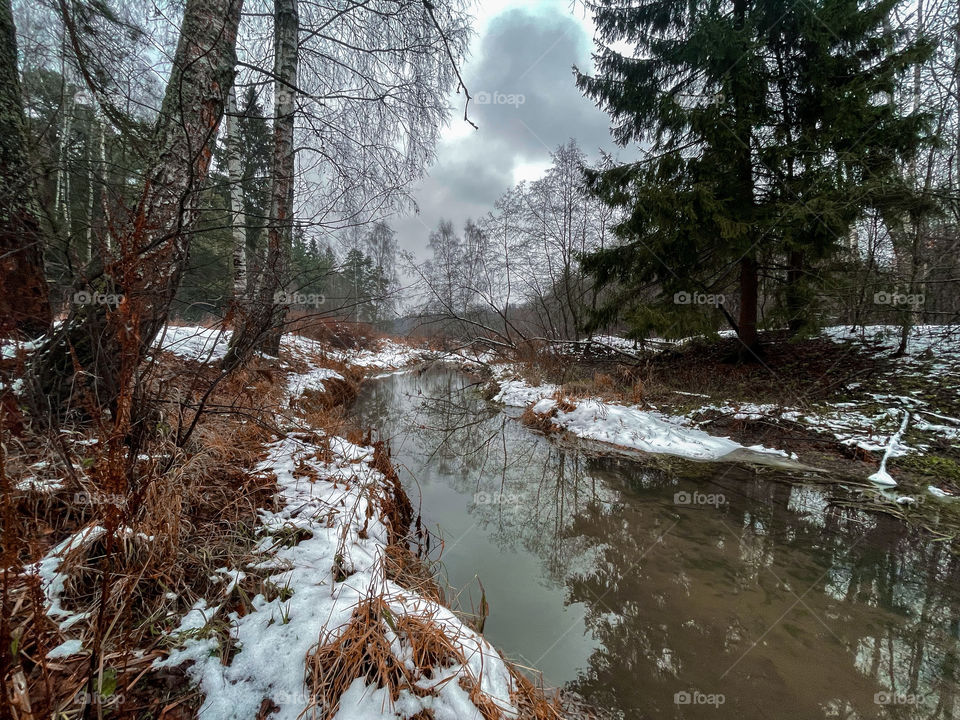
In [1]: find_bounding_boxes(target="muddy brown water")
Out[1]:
[351,368,960,719]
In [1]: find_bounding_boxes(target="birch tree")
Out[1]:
[30,0,244,416]
[225,83,248,302]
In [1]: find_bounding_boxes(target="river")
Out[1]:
[351,367,960,719]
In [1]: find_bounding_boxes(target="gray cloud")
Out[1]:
[391,4,618,260]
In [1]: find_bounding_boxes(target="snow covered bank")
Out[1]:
[157,324,430,372]
[153,348,535,719]
[493,374,792,463]
[572,325,960,493]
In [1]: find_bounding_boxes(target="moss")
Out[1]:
[892,454,960,484]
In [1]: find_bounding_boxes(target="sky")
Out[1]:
[390,0,625,260]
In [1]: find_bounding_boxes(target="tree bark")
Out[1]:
[0,0,52,339]
[223,0,298,367]
[738,255,760,353]
[30,0,243,418]
[785,249,804,336]
[732,0,761,360]
[225,83,248,302]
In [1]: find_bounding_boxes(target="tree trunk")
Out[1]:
[29,0,243,418]
[225,83,248,302]
[738,255,760,355]
[223,0,297,366]
[731,0,761,361]
[0,0,52,339]
[785,249,804,336]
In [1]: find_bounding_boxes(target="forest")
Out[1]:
[1,0,959,719]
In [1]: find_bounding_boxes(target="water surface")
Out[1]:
[352,368,960,719]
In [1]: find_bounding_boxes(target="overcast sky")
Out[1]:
[389,0,626,260]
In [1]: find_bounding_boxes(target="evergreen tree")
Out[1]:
[576,0,932,356]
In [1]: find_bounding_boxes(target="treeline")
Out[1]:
[17,69,399,324]
[418,0,960,357]
[1,0,472,418]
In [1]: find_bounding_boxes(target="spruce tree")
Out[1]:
[576,0,932,357]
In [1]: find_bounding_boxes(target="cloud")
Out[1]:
[391,3,618,259]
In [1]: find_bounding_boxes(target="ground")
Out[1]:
[4,322,959,719]
[483,325,960,531]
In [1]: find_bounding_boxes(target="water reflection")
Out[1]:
[352,368,960,719]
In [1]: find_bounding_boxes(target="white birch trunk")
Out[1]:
[226,82,248,301]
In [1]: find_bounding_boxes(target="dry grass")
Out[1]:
[305,593,564,720]
[4,328,569,719]
[1,348,293,717]
[305,595,459,718]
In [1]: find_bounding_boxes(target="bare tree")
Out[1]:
[29,0,244,417]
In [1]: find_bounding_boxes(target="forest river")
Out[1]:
[351,367,960,720]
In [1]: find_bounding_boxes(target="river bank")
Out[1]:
[473,326,960,523]
[5,326,563,719]
[349,365,960,720]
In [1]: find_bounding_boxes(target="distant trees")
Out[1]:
[0,0,51,338]
[575,0,936,357]
[415,139,618,348]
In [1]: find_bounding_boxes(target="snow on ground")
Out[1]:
[287,366,345,396]
[493,373,790,462]
[153,354,521,720]
[489,325,960,473]
[156,325,233,362]
[29,525,108,632]
[323,338,428,370]
[157,325,429,372]
[494,379,560,408]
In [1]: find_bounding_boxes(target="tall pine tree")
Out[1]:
[576,0,932,357]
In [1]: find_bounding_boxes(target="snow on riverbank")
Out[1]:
[157,325,430,372]
[677,326,960,490]
[154,349,524,719]
[493,374,791,462]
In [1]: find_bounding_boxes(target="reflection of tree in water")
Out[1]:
[355,369,619,582]
[566,471,960,720]
[353,370,960,720]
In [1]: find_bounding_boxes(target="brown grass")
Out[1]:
[305,593,563,720]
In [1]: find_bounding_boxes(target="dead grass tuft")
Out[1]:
[519,407,558,434]
[306,596,457,717]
